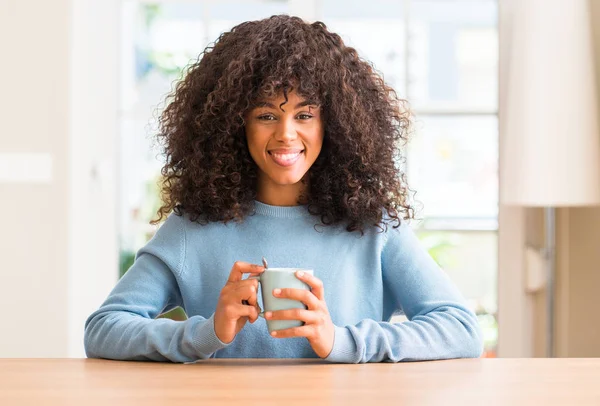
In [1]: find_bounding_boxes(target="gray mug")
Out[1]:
[250,268,313,333]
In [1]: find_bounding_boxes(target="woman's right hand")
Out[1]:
[213,261,265,344]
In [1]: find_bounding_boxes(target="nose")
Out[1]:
[274,116,298,142]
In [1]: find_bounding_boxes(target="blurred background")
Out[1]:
[0,0,598,359]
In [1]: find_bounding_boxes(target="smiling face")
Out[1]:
[244,90,324,206]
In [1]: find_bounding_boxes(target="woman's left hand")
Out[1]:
[265,271,335,359]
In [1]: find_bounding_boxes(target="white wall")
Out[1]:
[0,0,69,357]
[0,0,118,357]
[0,0,70,357]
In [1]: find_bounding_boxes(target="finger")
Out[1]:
[265,308,319,324]
[240,304,259,322]
[239,302,261,322]
[235,279,259,307]
[274,288,320,310]
[248,305,261,323]
[270,325,315,339]
[235,284,259,306]
[250,305,262,322]
[296,271,324,300]
[223,303,259,321]
[223,303,258,320]
[235,278,260,290]
[225,278,259,300]
[228,261,264,282]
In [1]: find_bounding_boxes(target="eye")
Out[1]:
[257,114,276,121]
[297,114,313,120]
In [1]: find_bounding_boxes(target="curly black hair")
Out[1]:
[153,14,414,233]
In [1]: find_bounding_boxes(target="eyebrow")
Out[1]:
[254,100,319,109]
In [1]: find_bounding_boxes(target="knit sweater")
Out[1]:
[84,201,483,363]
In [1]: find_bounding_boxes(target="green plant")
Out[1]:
[137,4,192,79]
[417,231,458,269]
[141,3,161,29]
[147,50,192,77]
[158,307,188,321]
[119,249,136,279]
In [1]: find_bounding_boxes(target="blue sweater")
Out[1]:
[84,201,483,363]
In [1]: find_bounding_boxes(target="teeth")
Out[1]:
[271,153,300,160]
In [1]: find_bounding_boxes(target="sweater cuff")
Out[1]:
[190,313,231,357]
[324,325,360,363]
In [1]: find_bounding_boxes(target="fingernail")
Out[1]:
[273,288,281,295]
[297,271,304,277]
[271,331,277,337]
[265,312,272,319]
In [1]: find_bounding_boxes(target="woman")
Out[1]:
[84,15,483,363]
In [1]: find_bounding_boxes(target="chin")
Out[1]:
[270,174,305,185]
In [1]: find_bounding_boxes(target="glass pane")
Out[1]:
[118,117,164,278]
[408,0,498,111]
[407,115,498,222]
[416,230,498,357]
[120,1,292,114]
[320,0,407,96]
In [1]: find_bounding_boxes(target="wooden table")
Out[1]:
[1,358,599,405]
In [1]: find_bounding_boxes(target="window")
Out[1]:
[119,0,499,355]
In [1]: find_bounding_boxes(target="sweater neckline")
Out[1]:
[253,200,312,219]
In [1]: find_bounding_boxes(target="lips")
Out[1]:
[268,149,304,167]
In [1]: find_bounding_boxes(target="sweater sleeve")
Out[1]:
[84,214,230,362]
[325,222,483,363]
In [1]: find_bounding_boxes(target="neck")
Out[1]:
[256,176,308,206]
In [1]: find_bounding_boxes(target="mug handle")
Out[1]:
[244,275,264,317]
